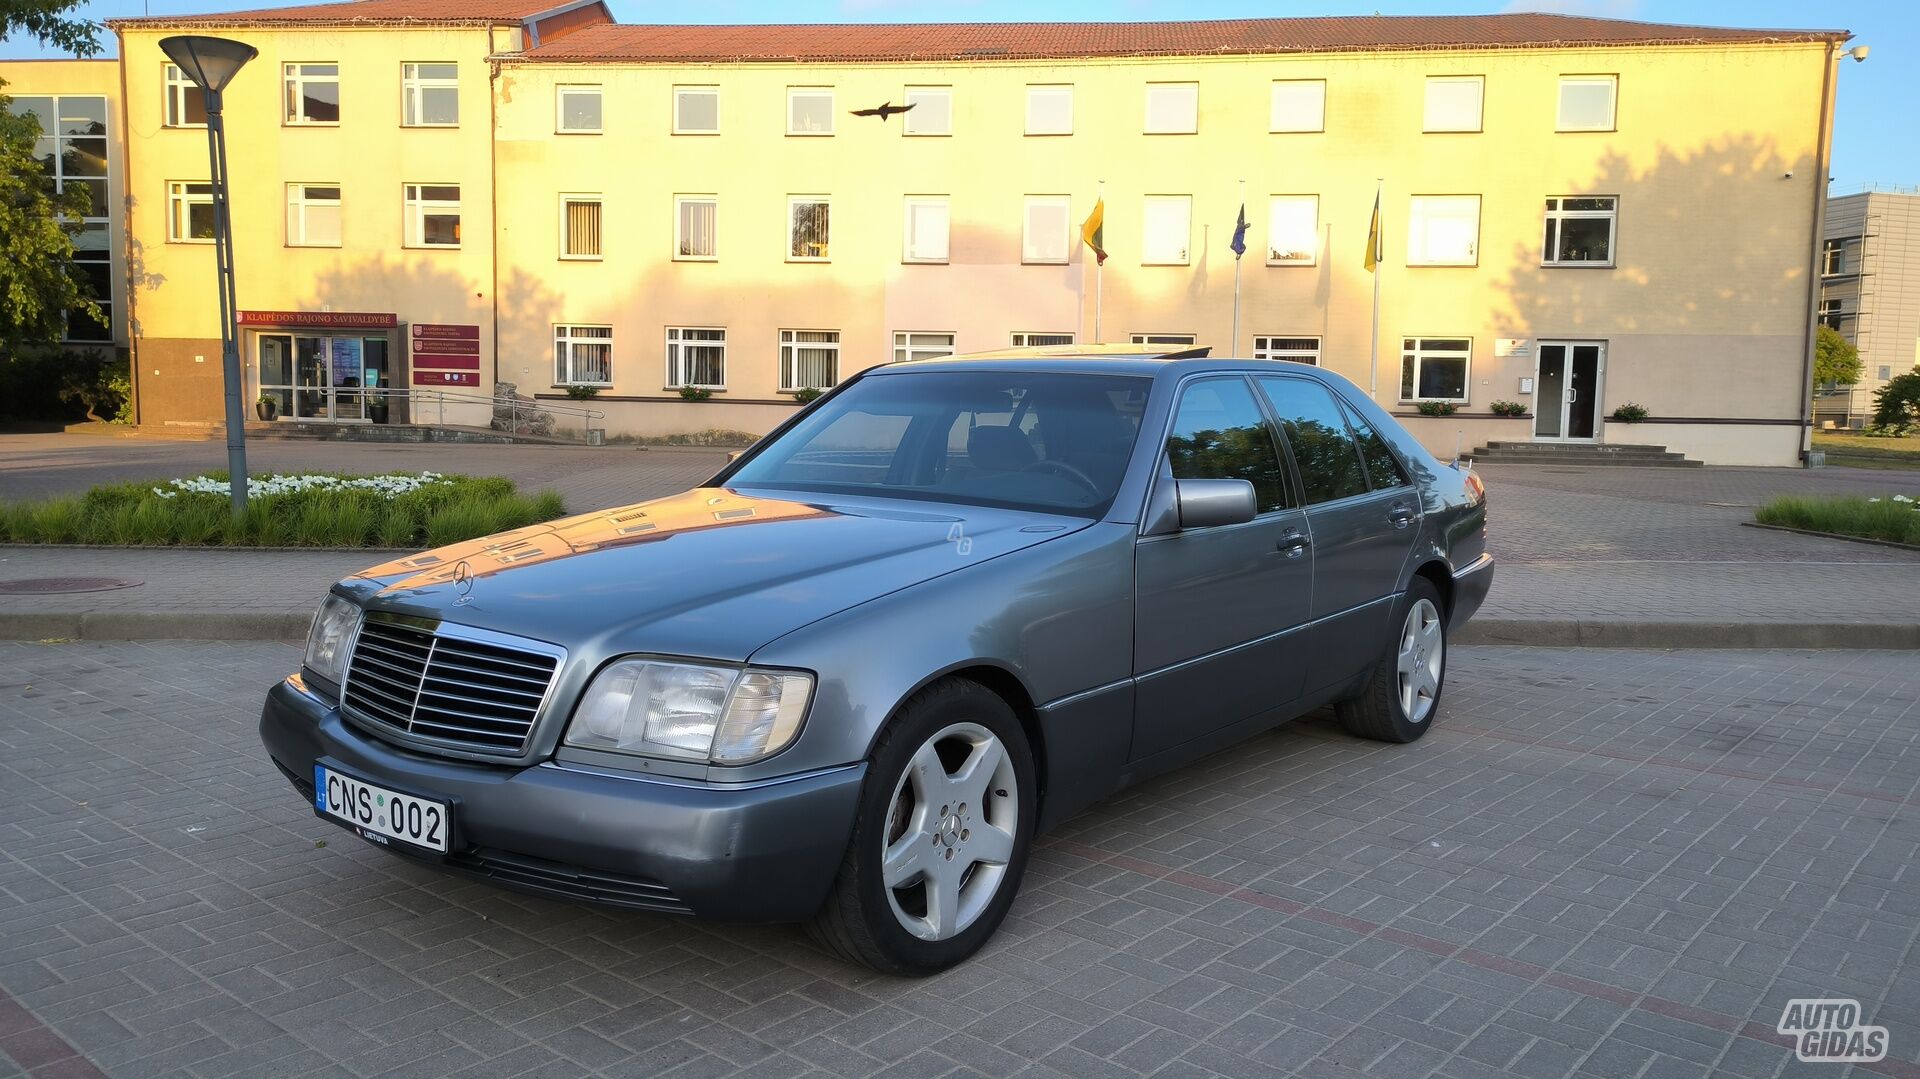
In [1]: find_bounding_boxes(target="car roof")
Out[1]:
[868,348,1342,382]
[939,344,1213,362]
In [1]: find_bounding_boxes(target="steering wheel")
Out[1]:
[1022,459,1102,498]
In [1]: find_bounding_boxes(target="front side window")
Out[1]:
[164,64,206,127]
[284,63,340,125]
[1256,377,1368,504]
[1557,75,1616,131]
[562,195,602,259]
[1026,84,1072,135]
[1144,82,1198,134]
[404,184,461,247]
[893,331,954,363]
[558,85,602,133]
[903,196,950,263]
[1400,337,1471,403]
[402,62,458,126]
[903,86,951,135]
[1130,333,1196,346]
[167,180,214,243]
[1266,195,1318,265]
[1012,332,1074,347]
[1269,79,1325,133]
[1022,195,1070,264]
[1253,336,1319,365]
[779,329,839,390]
[1338,397,1410,491]
[789,196,829,261]
[676,196,717,259]
[1167,378,1290,514]
[1543,196,1616,266]
[1423,75,1482,133]
[553,324,612,385]
[1407,195,1479,266]
[286,183,341,247]
[674,85,718,133]
[1142,195,1191,265]
[788,88,833,135]
[666,327,726,388]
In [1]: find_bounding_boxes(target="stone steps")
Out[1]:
[1467,441,1703,467]
[242,421,577,445]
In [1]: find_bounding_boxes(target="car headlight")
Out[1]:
[304,594,363,691]
[564,658,813,764]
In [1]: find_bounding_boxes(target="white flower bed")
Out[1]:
[151,471,451,500]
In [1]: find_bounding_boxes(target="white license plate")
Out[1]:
[314,764,449,853]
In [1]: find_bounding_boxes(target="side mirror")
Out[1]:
[1176,479,1257,529]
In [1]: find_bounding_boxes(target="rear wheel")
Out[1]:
[1336,578,1447,743]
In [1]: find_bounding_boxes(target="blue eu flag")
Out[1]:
[1230,203,1249,260]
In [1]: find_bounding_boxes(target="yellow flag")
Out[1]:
[1363,190,1381,272]
[1080,198,1107,265]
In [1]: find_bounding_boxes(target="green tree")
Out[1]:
[1871,372,1920,436]
[0,80,103,350]
[1,0,103,57]
[1814,325,1863,389]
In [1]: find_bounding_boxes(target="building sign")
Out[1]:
[238,310,397,328]
[1495,338,1531,358]
[414,370,479,387]
[410,323,482,379]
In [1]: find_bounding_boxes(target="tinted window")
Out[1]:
[1167,378,1290,513]
[1256,377,1368,504]
[1339,400,1411,491]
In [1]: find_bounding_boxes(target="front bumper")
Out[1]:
[1449,553,1495,630]
[260,676,864,922]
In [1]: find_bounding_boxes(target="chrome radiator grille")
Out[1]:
[341,617,561,755]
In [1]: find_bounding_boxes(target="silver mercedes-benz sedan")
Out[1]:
[262,347,1492,974]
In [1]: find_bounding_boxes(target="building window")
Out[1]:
[553,324,612,385]
[1266,195,1318,265]
[557,85,602,133]
[163,64,206,127]
[403,184,461,248]
[1423,75,1482,133]
[402,63,458,127]
[1130,333,1196,346]
[561,195,602,259]
[283,63,340,125]
[1818,299,1846,331]
[1400,337,1471,402]
[14,95,112,340]
[1407,195,1479,266]
[1026,85,1072,135]
[1822,238,1848,276]
[286,183,341,247]
[167,180,214,243]
[1012,332,1074,347]
[1557,75,1616,132]
[787,88,833,135]
[1543,196,1616,266]
[1144,82,1198,134]
[674,86,718,134]
[1879,365,1892,382]
[1269,80,1325,133]
[1142,195,1191,265]
[893,332,955,363]
[666,327,726,388]
[780,329,840,390]
[1253,336,1319,364]
[675,196,716,259]
[903,196,950,263]
[789,196,830,260]
[903,86,951,135]
[1022,196,1070,264]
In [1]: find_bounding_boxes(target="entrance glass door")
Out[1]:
[1533,342,1605,441]
[256,334,390,421]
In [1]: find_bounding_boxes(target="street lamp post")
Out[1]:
[159,35,257,514]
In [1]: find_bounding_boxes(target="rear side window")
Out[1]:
[1167,378,1291,513]
[1339,400,1411,490]
[1256,377,1368,504]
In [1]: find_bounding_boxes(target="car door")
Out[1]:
[1255,376,1421,692]
[1131,376,1314,763]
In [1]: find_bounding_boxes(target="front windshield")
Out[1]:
[728,370,1152,516]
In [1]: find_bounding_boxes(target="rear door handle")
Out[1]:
[1276,529,1311,557]
[1388,503,1416,529]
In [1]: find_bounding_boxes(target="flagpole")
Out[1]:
[1232,179,1244,357]
[1094,179,1105,345]
[1369,178,1383,401]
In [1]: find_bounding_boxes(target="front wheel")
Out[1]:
[808,679,1035,975]
[1336,578,1447,743]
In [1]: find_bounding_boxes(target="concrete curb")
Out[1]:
[1739,521,1920,554]
[3,612,1916,649]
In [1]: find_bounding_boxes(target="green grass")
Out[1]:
[1755,494,1920,547]
[0,472,568,548]
[1813,432,1920,471]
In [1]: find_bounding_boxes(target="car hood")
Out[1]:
[335,487,1088,660]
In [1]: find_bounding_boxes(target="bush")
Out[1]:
[564,384,601,401]
[0,345,128,423]
[1610,402,1650,423]
[1756,494,1920,546]
[1489,400,1526,417]
[0,471,566,548]
[1415,400,1458,417]
[1871,373,1920,436]
[679,385,713,402]
[792,387,823,404]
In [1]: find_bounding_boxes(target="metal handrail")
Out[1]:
[339,386,607,435]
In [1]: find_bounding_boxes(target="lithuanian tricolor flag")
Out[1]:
[1081,199,1108,265]
[1363,190,1382,273]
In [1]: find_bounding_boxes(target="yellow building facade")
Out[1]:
[99,4,1845,465]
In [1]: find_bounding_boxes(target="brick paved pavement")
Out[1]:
[2,642,1916,1078]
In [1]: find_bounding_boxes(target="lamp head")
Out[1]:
[159,35,257,93]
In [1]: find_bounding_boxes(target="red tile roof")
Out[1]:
[109,0,584,29]
[516,14,1845,64]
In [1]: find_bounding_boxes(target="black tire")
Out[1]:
[807,678,1036,976]
[1335,577,1448,744]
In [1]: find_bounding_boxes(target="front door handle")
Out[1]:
[1388,503,1416,529]
[1276,529,1311,557]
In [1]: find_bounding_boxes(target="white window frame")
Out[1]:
[1141,195,1192,265]
[1266,194,1319,266]
[285,182,342,248]
[902,196,950,264]
[556,84,602,134]
[1130,333,1197,346]
[787,87,834,136]
[788,195,830,262]
[674,195,717,261]
[666,326,727,389]
[1252,335,1320,365]
[553,324,613,386]
[1269,79,1325,133]
[401,62,459,128]
[403,183,461,249]
[1556,74,1617,132]
[1406,195,1480,267]
[283,62,340,126]
[1423,75,1483,133]
[1022,195,1071,265]
[892,331,956,364]
[1025,84,1072,135]
[779,329,841,391]
[560,193,603,261]
[1542,196,1617,267]
[166,180,213,244]
[1011,332,1074,347]
[673,85,719,135]
[163,63,206,128]
[1400,336,1472,403]
[1144,82,1198,134]
[903,86,952,136]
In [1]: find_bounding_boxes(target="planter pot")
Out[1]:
[255,400,276,421]
[369,403,389,425]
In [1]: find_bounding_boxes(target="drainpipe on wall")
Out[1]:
[1799,40,1844,462]
[113,28,139,426]
[489,45,503,406]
